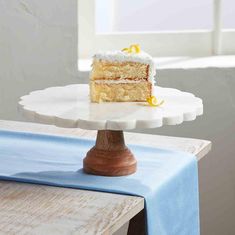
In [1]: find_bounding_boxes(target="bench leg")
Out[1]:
[127,209,146,235]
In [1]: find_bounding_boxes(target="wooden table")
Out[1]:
[0,120,211,235]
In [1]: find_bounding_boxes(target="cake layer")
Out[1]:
[91,60,149,81]
[90,81,152,103]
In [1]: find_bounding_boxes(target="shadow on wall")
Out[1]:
[131,68,235,235]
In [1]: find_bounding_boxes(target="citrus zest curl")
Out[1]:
[146,96,164,107]
[122,44,141,54]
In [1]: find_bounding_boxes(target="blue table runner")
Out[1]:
[0,130,199,235]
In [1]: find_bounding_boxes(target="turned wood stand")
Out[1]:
[84,130,136,176]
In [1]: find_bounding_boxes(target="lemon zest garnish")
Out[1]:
[130,44,141,53]
[122,44,141,54]
[146,96,164,107]
[121,47,131,53]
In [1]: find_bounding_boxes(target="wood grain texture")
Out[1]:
[0,181,143,235]
[0,120,212,235]
[84,130,137,176]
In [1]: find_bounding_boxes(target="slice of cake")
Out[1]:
[90,45,155,103]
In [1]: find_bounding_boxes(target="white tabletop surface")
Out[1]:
[19,84,203,130]
[0,120,211,235]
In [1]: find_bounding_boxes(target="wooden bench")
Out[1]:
[0,120,211,235]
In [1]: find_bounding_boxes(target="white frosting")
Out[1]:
[93,50,156,79]
[94,79,153,84]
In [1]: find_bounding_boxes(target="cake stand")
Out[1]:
[19,84,203,176]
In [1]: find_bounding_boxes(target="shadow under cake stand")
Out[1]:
[19,84,203,176]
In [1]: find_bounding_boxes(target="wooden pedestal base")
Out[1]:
[83,130,137,176]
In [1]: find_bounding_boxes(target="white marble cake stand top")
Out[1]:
[19,84,203,130]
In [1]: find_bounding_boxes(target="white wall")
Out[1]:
[0,1,235,235]
[0,0,78,120]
